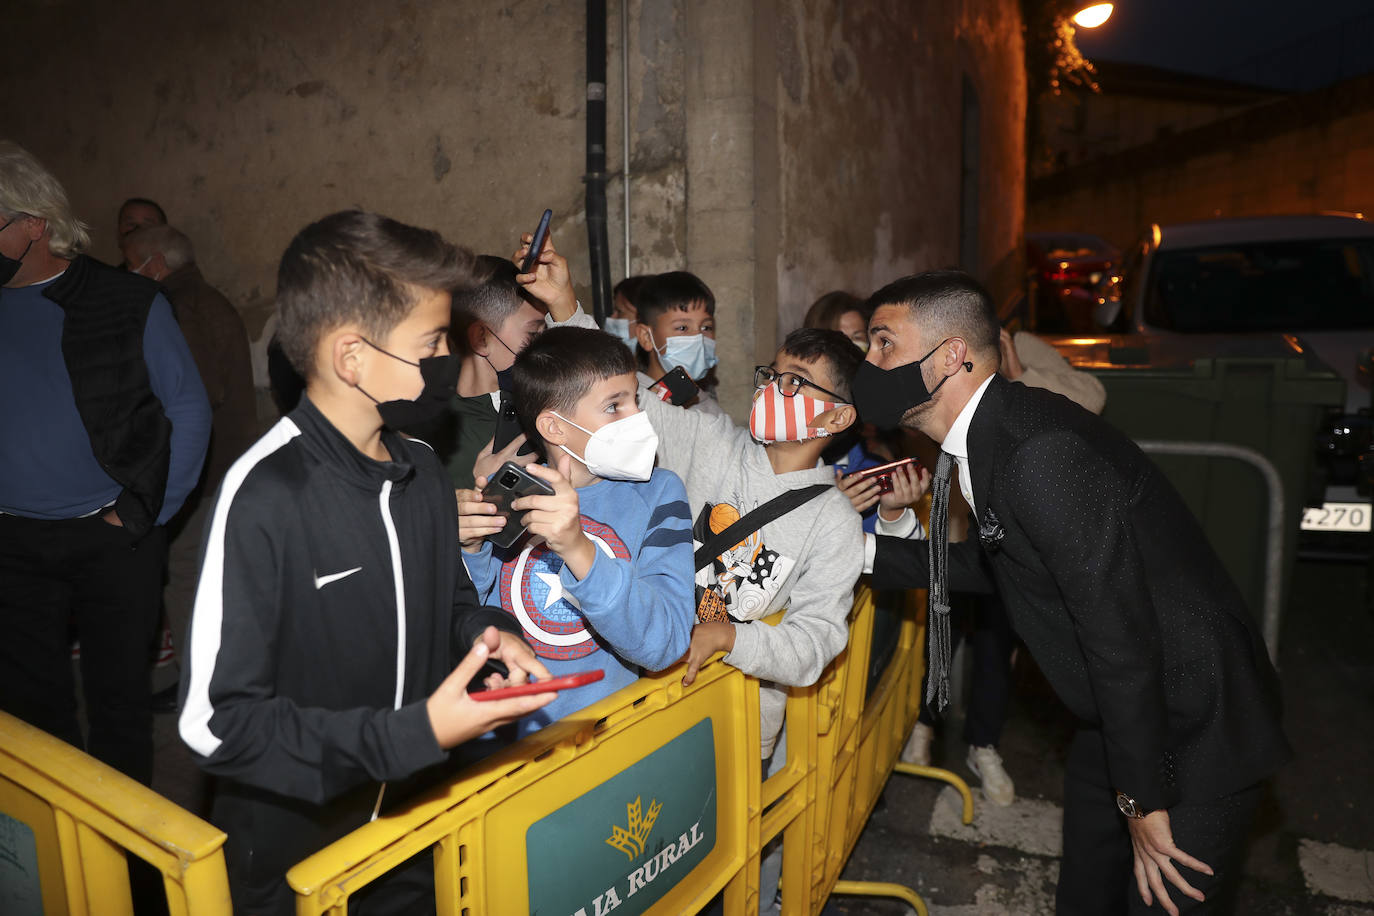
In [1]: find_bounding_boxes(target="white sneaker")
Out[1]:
[967,745,1015,807]
[900,722,935,766]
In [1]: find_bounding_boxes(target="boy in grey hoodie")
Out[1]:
[640,328,865,758]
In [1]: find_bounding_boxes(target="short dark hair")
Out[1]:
[119,197,166,223]
[449,254,537,354]
[275,210,476,377]
[866,270,1000,358]
[512,327,637,445]
[778,327,864,402]
[803,290,866,332]
[634,271,716,328]
[613,274,650,306]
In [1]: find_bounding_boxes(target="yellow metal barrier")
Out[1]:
[0,710,230,916]
[288,656,760,915]
[289,582,973,915]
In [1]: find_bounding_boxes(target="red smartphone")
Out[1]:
[844,456,921,494]
[469,669,604,701]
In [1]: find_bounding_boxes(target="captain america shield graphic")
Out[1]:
[499,516,630,660]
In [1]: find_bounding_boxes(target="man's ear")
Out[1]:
[151,253,170,280]
[329,329,368,387]
[819,404,856,435]
[535,410,568,447]
[942,336,972,374]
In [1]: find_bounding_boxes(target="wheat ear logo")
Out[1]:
[605,795,663,861]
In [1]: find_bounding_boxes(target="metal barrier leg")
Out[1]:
[892,763,975,825]
[830,879,929,916]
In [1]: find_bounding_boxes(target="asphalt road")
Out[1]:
[834,557,1374,915]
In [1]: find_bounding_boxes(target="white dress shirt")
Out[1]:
[861,373,995,574]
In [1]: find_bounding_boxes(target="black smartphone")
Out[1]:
[652,366,699,407]
[480,461,555,549]
[520,209,554,274]
[493,392,538,456]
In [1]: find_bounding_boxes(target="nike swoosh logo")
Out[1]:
[313,567,362,590]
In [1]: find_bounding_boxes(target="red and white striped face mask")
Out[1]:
[749,383,840,443]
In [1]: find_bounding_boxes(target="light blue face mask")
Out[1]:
[652,331,718,381]
[605,316,638,352]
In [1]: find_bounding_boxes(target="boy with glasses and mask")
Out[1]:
[425,232,598,489]
[177,210,556,914]
[640,328,865,760]
[457,327,696,737]
[633,270,725,415]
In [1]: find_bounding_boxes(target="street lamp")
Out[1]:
[1071,3,1114,28]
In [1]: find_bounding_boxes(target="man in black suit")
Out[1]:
[851,271,1289,915]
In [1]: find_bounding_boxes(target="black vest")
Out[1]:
[43,255,172,538]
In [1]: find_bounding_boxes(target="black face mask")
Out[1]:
[358,339,459,430]
[0,219,34,286]
[481,328,521,392]
[851,338,972,430]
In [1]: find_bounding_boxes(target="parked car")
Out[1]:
[1054,214,1374,558]
[1021,232,1121,334]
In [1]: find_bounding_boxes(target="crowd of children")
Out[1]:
[174,208,1085,914]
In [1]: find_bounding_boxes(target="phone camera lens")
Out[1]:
[500,471,519,488]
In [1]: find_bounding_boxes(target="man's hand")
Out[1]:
[878,462,931,521]
[999,329,1025,380]
[426,626,554,749]
[681,621,736,687]
[513,453,595,578]
[513,233,578,321]
[472,433,537,486]
[457,485,503,552]
[1127,809,1214,916]
[101,509,125,528]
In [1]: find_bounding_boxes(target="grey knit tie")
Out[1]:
[926,451,954,712]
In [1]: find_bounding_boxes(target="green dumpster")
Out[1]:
[1090,355,1345,626]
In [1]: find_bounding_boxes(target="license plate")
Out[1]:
[1300,502,1373,533]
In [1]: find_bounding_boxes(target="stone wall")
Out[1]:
[770,0,1028,334]
[4,0,1026,419]
[1029,72,1374,251]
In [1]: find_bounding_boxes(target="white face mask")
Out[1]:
[551,409,659,482]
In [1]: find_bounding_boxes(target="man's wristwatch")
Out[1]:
[1115,791,1149,819]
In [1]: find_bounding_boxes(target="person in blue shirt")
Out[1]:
[0,141,211,785]
[459,326,696,736]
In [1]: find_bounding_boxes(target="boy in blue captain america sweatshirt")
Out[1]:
[459,327,695,735]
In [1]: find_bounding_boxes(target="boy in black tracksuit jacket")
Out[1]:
[178,211,555,915]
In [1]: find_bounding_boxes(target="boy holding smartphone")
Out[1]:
[178,211,555,915]
[632,270,725,414]
[458,327,696,736]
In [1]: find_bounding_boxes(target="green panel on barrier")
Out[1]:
[526,719,718,916]
[0,811,43,916]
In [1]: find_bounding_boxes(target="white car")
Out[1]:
[1058,214,1374,555]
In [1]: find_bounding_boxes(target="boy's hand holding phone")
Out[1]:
[513,453,597,579]
[836,467,883,515]
[457,486,503,552]
[513,231,578,322]
[426,626,555,749]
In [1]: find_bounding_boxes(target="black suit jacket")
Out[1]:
[874,374,1290,811]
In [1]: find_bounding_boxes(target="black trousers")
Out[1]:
[1056,729,1261,916]
[917,591,1016,748]
[0,512,165,785]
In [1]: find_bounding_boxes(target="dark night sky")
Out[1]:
[1074,0,1374,91]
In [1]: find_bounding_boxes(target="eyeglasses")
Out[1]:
[754,365,847,402]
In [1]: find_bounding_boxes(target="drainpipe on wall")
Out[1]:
[585,0,613,326]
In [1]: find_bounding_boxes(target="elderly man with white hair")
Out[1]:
[124,224,257,707]
[0,141,210,785]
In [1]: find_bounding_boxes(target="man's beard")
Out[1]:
[898,395,937,432]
